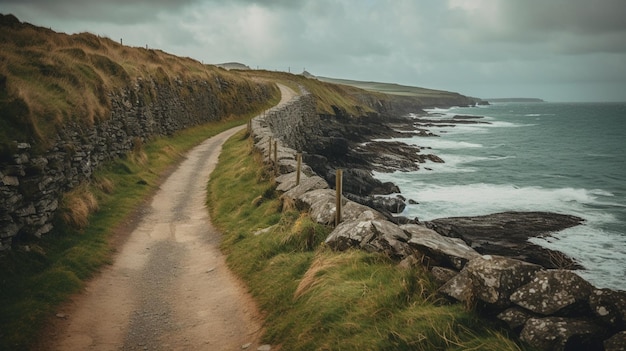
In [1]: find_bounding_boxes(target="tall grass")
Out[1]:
[208,131,527,350]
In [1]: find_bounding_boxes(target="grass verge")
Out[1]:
[0,96,277,350]
[208,131,528,350]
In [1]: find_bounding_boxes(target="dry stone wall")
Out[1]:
[0,77,274,250]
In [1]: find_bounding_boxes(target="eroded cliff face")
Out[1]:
[0,77,276,249]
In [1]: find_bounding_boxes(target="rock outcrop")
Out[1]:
[425,212,584,269]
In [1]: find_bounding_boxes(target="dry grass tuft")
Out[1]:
[59,185,99,229]
[280,195,295,212]
[94,176,115,194]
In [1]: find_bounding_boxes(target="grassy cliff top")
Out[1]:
[317,76,463,98]
[0,13,475,156]
[0,14,274,153]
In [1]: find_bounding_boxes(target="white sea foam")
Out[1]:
[530,226,626,290]
[374,175,625,289]
[371,179,616,224]
[389,137,484,150]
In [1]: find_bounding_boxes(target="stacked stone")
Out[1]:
[0,77,274,249]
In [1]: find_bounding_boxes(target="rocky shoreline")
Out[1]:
[300,109,585,269]
[253,92,626,350]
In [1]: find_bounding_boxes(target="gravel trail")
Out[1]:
[43,84,296,350]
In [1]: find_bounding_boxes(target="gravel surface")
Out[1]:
[40,84,296,351]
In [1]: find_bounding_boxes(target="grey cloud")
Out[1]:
[0,0,200,24]
[448,0,626,54]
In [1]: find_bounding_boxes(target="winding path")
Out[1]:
[44,84,296,350]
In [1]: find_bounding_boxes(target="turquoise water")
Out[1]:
[374,102,626,290]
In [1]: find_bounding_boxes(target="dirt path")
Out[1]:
[44,84,297,351]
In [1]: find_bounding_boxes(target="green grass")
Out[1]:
[0,96,277,350]
[208,131,528,351]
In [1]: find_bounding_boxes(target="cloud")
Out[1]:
[446,0,626,54]
[0,0,200,24]
[1,0,625,101]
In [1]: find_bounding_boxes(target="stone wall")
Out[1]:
[249,91,626,351]
[0,76,275,250]
[252,91,319,153]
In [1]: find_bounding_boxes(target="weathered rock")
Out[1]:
[589,288,626,330]
[325,219,411,259]
[439,255,542,308]
[344,193,406,214]
[402,224,480,270]
[275,171,310,192]
[520,317,606,351]
[510,270,593,316]
[294,187,336,209]
[604,331,626,351]
[277,158,312,175]
[342,201,386,222]
[425,211,584,269]
[497,307,536,331]
[281,176,329,201]
[430,266,458,285]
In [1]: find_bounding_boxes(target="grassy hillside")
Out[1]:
[0,14,276,155]
[237,69,383,116]
[317,76,460,97]
[207,130,527,350]
[0,13,477,157]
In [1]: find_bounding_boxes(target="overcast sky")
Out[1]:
[3,0,626,102]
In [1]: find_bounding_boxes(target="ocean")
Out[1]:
[374,102,626,291]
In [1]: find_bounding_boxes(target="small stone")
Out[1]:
[257,345,271,351]
[55,313,67,319]
[241,343,252,349]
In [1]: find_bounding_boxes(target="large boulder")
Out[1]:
[604,331,626,351]
[429,266,459,285]
[294,189,339,225]
[276,171,310,192]
[342,201,386,222]
[520,317,606,351]
[439,255,542,308]
[344,193,406,214]
[589,288,626,331]
[510,270,593,316]
[497,307,537,331]
[325,219,411,259]
[402,224,480,270]
[281,176,329,201]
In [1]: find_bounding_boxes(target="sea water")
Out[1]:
[374,102,626,291]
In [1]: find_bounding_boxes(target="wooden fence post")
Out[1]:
[273,140,278,174]
[296,153,302,186]
[268,137,272,162]
[335,169,343,226]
